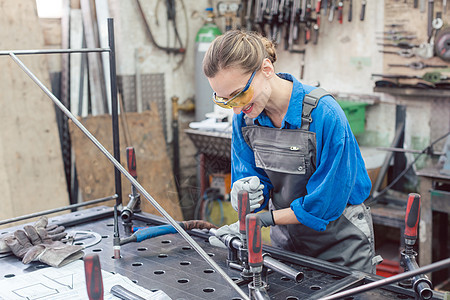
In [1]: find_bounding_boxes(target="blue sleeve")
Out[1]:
[231,114,273,212]
[290,98,371,231]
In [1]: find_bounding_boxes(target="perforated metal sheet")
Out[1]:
[0,207,444,300]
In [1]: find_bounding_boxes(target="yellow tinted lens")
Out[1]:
[213,95,233,109]
[227,86,254,107]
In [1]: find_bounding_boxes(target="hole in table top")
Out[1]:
[132,262,143,267]
[102,235,109,239]
[4,274,15,278]
[207,252,215,257]
[106,223,114,227]
[232,298,243,300]
[177,278,189,284]
[343,297,354,300]
[151,289,159,292]
[92,248,103,252]
[203,288,215,293]
[154,270,165,275]
[180,261,191,266]
[111,255,122,259]
[158,254,168,258]
[137,247,147,251]
[310,285,321,291]
[132,280,138,284]
[286,297,299,300]
[182,246,191,250]
[231,277,240,281]
[74,242,84,246]
[281,276,291,281]
[161,240,171,244]
[203,269,215,274]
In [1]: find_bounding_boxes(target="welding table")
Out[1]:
[0,206,447,299]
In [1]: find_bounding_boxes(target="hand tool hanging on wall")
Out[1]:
[379,49,415,58]
[360,0,366,21]
[435,26,450,62]
[371,72,449,83]
[378,42,419,49]
[388,61,448,70]
[348,0,352,22]
[135,0,187,69]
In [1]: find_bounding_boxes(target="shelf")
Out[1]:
[374,87,450,98]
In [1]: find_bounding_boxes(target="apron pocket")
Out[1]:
[254,145,307,175]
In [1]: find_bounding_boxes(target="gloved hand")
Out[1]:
[231,176,264,212]
[208,221,240,249]
[4,224,83,268]
[0,216,67,254]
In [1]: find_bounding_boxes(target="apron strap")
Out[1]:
[300,87,333,130]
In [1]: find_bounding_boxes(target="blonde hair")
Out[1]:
[203,30,277,78]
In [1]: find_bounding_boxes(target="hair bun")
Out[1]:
[261,36,277,64]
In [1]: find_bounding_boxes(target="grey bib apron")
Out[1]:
[242,88,376,273]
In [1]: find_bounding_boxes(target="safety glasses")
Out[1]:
[212,70,257,109]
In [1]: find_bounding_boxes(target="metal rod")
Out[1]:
[0,195,117,226]
[108,18,122,207]
[8,53,249,300]
[263,255,304,282]
[0,48,109,56]
[321,257,450,300]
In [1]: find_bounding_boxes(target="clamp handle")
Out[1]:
[238,190,250,235]
[126,147,137,178]
[404,193,421,245]
[246,214,263,268]
[84,254,104,300]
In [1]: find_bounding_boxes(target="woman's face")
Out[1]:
[208,67,271,119]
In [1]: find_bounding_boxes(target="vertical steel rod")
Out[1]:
[108,18,122,207]
[8,52,249,300]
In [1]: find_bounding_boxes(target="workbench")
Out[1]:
[416,167,450,279]
[0,206,447,299]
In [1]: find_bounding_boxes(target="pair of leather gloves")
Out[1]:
[0,216,83,268]
[209,176,274,248]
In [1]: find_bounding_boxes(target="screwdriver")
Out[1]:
[84,254,104,300]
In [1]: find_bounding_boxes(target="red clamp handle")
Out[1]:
[84,254,104,300]
[404,193,421,243]
[126,147,137,178]
[238,190,250,235]
[246,214,263,268]
[316,0,322,13]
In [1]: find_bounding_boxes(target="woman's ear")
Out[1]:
[260,58,274,79]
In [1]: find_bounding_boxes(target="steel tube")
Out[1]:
[108,18,122,207]
[0,195,117,226]
[8,53,249,300]
[0,48,108,56]
[403,254,433,300]
[263,255,304,283]
[210,228,304,283]
[321,257,450,300]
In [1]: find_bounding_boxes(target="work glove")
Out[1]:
[0,216,67,254]
[231,176,264,212]
[4,224,84,268]
[208,221,240,249]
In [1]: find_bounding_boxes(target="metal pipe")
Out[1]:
[402,254,433,300]
[0,195,117,226]
[210,228,304,283]
[108,18,122,207]
[263,255,304,283]
[321,257,450,300]
[0,48,108,56]
[8,52,249,300]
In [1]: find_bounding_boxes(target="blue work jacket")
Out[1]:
[231,73,372,231]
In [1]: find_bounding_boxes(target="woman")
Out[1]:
[203,30,377,273]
